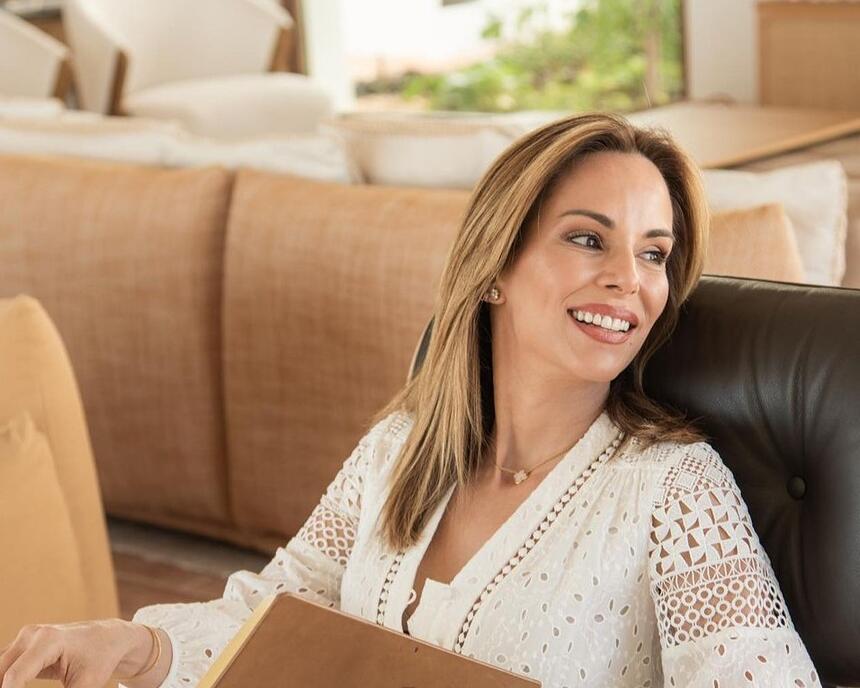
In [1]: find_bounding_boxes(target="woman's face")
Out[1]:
[493,151,675,384]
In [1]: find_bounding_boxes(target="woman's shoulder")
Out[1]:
[616,434,744,510]
[617,434,733,484]
[357,409,415,467]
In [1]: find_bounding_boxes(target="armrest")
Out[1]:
[0,10,68,99]
[62,0,128,113]
[239,0,294,29]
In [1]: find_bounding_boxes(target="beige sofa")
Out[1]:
[0,152,811,552]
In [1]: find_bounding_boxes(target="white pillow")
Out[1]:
[0,116,181,165]
[335,127,513,188]
[162,133,356,184]
[0,115,356,183]
[0,96,65,120]
[702,160,848,286]
[324,111,556,188]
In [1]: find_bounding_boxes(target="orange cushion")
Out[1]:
[0,412,89,643]
[706,203,807,283]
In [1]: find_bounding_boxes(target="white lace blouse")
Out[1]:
[131,410,821,688]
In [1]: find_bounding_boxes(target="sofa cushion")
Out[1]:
[702,160,847,286]
[223,170,468,538]
[0,411,89,644]
[0,295,117,620]
[0,155,232,528]
[706,204,806,283]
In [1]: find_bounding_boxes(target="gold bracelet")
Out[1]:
[115,625,162,682]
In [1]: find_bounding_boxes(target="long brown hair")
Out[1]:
[374,112,710,552]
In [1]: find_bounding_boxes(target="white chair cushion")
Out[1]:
[123,73,334,139]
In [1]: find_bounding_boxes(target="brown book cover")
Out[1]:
[197,592,541,687]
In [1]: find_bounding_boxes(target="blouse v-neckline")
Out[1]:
[388,409,621,639]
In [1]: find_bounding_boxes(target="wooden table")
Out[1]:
[627,101,860,168]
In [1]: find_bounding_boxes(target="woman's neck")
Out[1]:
[489,378,608,478]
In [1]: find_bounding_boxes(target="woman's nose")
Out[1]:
[598,248,640,294]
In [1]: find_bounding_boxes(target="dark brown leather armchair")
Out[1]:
[410,275,860,687]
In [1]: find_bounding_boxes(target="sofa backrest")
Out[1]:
[0,154,233,531]
[222,169,468,544]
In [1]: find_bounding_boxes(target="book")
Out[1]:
[197,592,541,687]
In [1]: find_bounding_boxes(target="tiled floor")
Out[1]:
[108,518,270,620]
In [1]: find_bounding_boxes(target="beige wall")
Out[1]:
[684,0,757,104]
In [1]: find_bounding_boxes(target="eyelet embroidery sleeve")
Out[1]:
[648,442,821,687]
[126,413,400,688]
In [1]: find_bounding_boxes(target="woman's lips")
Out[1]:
[568,310,633,345]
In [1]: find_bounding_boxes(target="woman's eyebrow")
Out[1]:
[559,208,674,240]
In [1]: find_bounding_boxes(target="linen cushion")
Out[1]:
[706,204,806,283]
[222,170,468,539]
[0,412,89,645]
[702,160,847,286]
[0,155,232,528]
[0,295,117,622]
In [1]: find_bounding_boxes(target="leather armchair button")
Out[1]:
[787,476,807,500]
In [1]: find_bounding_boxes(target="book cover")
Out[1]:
[197,592,541,687]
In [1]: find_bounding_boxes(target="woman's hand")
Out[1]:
[0,619,163,688]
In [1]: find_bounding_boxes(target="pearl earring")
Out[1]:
[485,286,500,302]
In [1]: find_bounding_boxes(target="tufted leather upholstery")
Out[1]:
[410,275,860,687]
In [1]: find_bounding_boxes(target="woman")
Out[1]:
[0,113,820,688]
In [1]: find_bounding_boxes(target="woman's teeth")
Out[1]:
[571,310,632,332]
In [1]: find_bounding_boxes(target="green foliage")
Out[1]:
[392,0,683,113]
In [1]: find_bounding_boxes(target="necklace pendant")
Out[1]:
[513,469,528,485]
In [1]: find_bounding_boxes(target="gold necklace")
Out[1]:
[492,436,581,485]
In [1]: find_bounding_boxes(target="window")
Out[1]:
[346,0,684,113]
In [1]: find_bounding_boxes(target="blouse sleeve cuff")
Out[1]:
[661,626,821,688]
[129,600,248,688]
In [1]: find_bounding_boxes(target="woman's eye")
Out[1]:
[644,249,669,265]
[567,232,601,249]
